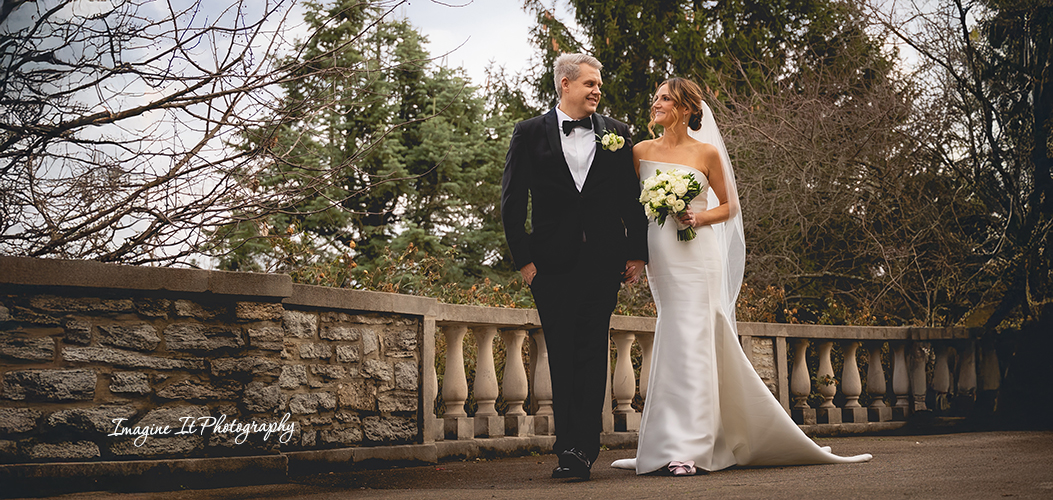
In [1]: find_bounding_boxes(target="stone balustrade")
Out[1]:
[429,319,995,441]
[1,256,997,474]
[736,323,996,430]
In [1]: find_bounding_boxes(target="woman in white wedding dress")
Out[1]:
[612,78,872,476]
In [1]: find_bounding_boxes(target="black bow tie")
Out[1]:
[562,117,592,135]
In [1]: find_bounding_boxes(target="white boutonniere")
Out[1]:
[597,131,626,152]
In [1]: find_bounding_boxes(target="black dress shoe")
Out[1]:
[551,465,580,479]
[554,448,591,480]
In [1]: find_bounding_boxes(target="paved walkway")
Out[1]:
[14,431,1053,500]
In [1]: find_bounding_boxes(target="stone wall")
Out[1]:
[0,256,434,465]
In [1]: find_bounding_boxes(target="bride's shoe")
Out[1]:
[667,461,697,476]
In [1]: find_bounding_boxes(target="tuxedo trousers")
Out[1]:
[530,252,622,464]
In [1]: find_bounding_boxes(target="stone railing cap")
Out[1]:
[437,303,541,327]
[285,284,438,316]
[0,256,292,298]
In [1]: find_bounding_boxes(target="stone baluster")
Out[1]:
[956,340,977,411]
[428,358,439,410]
[530,329,554,435]
[441,324,472,439]
[841,341,866,423]
[932,343,952,412]
[527,333,538,415]
[866,342,892,421]
[472,326,503,437]
[978,339,1000,413]
[501,329,532,436]
[816,341,841,424]
[611,331,640,431]
[980,340,1001,392]
[790,339,816,425]
[426,319,440,442]
[638,333,654,402]
[910,342,929,413]
[892,342,910,419]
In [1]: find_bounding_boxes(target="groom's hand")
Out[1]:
[520,263,538,286]
[623,260,645,284]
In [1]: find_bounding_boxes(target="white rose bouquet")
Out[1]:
[639,169,704,241]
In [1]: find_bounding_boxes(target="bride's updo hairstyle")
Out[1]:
[648,77,705,137]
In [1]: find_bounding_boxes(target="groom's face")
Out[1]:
[559,63,602,119]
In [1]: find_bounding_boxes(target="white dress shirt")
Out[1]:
[556,107,597,192]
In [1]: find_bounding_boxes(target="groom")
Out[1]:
[501,53,648,480]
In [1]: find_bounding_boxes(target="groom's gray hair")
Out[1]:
[553,53,602,98]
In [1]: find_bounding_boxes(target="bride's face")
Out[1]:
[651,84,681,128]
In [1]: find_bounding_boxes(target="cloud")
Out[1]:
[400,1,535,86]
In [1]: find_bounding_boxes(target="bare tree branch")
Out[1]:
[0,0,453,265]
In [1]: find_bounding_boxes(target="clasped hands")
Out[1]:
[623,259,644,284]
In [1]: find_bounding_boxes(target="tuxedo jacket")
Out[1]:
[501,109,648,275]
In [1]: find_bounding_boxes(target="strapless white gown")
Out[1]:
[613,161,872,474]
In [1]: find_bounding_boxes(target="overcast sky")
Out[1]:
[398,1,542,87]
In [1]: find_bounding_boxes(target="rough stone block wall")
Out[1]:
[0,259,425,465]
[281,310,421,448]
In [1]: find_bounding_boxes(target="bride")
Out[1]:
[612,77,872,475]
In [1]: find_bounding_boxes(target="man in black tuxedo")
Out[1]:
[501,53,648,480]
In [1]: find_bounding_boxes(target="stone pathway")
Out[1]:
[10,431,1053,500]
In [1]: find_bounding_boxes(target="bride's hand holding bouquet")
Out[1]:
[640,169,703,241]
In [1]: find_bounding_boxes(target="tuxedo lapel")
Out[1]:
[543,109,577,188]
[580,114,610,194]
[592,113,608,139]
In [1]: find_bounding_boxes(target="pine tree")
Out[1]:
[211,1,514,289]
[523,0,888,140]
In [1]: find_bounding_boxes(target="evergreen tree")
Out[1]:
[522,0,885,140]
[211,1,513,289]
